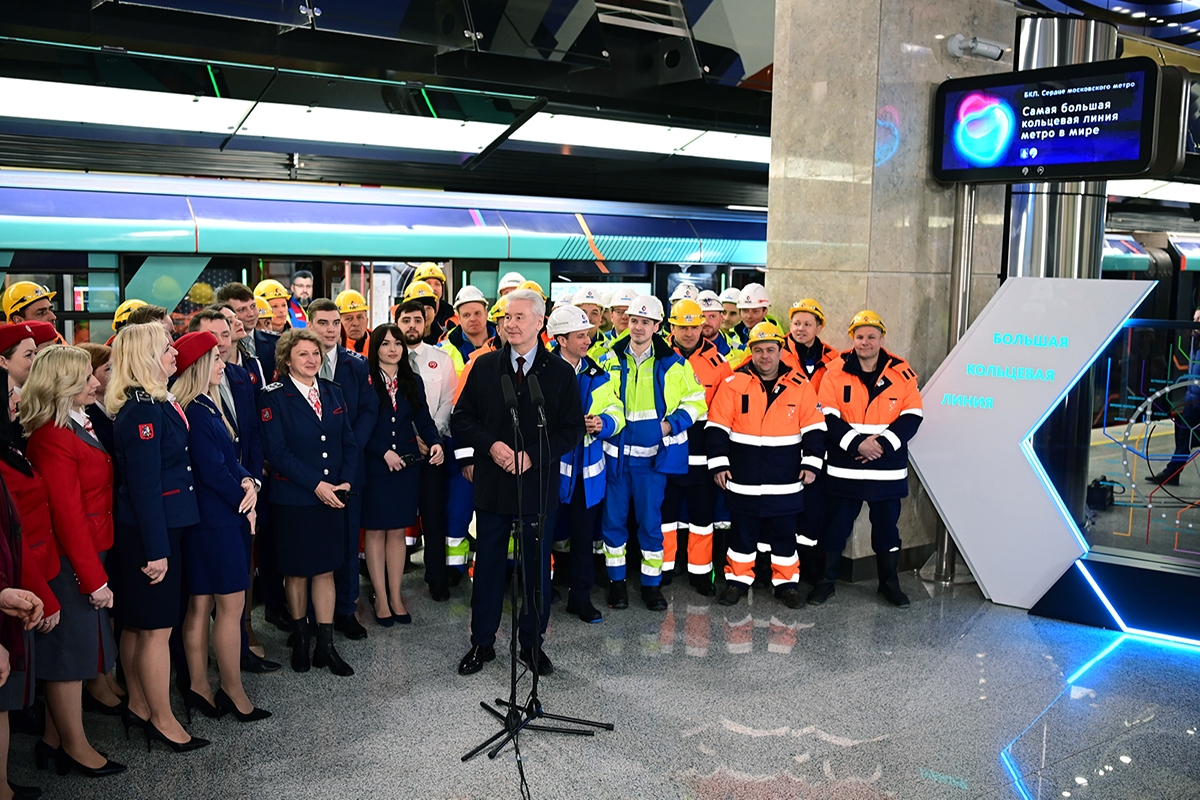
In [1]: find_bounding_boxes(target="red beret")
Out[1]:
[26,321,58,346]
[173,331,219,375]
[0,323,37,354]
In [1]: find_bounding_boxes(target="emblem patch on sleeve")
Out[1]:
[261,408,272,422]
[139,424,154,440]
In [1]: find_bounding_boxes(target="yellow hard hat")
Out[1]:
[335,289,369,315]
[488,296,508,322]
[403,280,438,305]
[255,296,274,319]
[848,310,886,336]
[746,321,785,347]
[254,279,290,302]
[414,262,446,284]
[668,299,704,327]
[112,299,148,331]
[517,280,546,300]
[789,298,826,326]
[3,282,57,318]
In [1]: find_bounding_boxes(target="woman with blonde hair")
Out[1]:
[22,345,125,777]
[107,323,208,753]
[171,332,269,723]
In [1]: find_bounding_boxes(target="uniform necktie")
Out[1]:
[82,417,97,440]
[219,379,238,427]
[385,375,398,410]
[516,355,526,388]
[319,354,334,382]
[308,386,322,420]
[170,400,189,430]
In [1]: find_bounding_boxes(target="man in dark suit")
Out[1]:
[451,289,585,676]
[308,299,378,641]
[217,282,279,382]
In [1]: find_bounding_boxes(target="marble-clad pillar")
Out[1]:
[767,0,1017,564]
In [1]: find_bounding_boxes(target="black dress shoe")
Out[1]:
[566,595,603,623]
[1149,468,1182,486]
[81,690,125,716]
[457,645,496,676]
[263,607,292,633]
[777,586,803,609]
[8,780,41,799]
[689,574,716,597]
[55,749,126,778]
[445,570,463,588]
[428,582,451,602]
[877,583,911,609]
[240,653,282,674]
[607,580,628,609]
[641,585,668,611]
[717,584,745,606]
[333,613,368,640]
[312,624,355,676]
[518,647,554,676]
[806,582,836,606]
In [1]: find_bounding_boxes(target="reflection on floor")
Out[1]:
[15,570,1200,799]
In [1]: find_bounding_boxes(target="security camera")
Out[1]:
[947,34,1008,61]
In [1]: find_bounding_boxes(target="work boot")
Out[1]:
[290,618,311,673]
[717,583,746,606]
[777,586,803,609]
[689,573,716,597]
[641,585,668,611]
[661,569,674,587]
[607,580,628,609]
[806,549,842,606]
[875,551,910,609]
[312,623,355,676]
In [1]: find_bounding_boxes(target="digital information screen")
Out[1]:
[933,58,1162,183]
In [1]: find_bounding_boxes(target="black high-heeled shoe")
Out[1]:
[144,721,210,753]
[120,709,148,741]
[32,740,60,772]
[54,749,126,778]
[181,688,223,724]
[81,690,126,717]
[8,780,41,799]
[214,689,271,722]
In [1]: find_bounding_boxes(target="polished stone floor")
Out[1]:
[12,565,1200,799]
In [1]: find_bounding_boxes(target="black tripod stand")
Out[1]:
[462,372,612,764]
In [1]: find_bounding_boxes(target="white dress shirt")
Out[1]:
[408,342,457,437]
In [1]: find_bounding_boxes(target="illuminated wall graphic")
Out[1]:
[952,92,1015,167]
[874,105,900,166]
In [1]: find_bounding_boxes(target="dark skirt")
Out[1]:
[271,503,345,578]
[110,522,185,630]
[182,521,251,596]
[361,464,421,530]
[0,630,33,711]
[37,556,117,681]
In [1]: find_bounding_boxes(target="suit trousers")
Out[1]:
[554,486,600,597]
[333,492,363,617]
[419,460,449,587]
[820,496,903,556]
[471,506,558,650]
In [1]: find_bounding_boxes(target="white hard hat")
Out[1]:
[669,282,699,302]
[553,295,574,310]
[737,282,770,309]
[546,305,593,336]
[453,285,488,309]
[573,287,604,307]
[696,290,722,311]
[498,271,526,291]
[598,290,613,308]
[627,295,664,322]
[718,287,741,305]
[611,286,639,308]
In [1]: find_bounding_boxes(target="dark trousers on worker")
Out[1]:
[333,492,363,617]
[471,507,557,650]
[820,496,903,556]
[419,460,449,588]
[1165,404,1200,474]
[554,487,600,599]
[726,513,799,589]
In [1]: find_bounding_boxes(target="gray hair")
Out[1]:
[504,288,545,319]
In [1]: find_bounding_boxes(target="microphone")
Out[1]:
[527,373,547,427]
[500,374,520,426]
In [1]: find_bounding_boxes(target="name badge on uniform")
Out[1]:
[139,424,154,440]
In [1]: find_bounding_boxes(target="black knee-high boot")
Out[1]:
[290,618,311,673]
[875,550,910,608]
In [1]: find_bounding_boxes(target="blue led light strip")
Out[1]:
[1076,561,1200,649]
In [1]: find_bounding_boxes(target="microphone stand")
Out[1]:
[463,366,611,765]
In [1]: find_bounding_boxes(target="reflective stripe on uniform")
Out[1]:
[603,543,626,567]
[560,462,573,477]
[603,442,619,458]
[801,455,823,471]
[826,465,908,481]
[850,422,889,434]
[900,407,924,417]
[881,429,902,450]
[581,457,605,479]
[624,444,659,457]
[839,430,858,451]
[729,432,801,447]
[454,446,474,459]
[726,480,802,496]
[626,409,659,422]
[796,535,818,547]
[663,430,688,447]
[708,455,730,469]
[688,454,707,465]
[823,407,842,418]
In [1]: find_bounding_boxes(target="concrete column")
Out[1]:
[766,0,1017,568]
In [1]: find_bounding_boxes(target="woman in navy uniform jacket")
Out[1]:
[260,329,357,677]
[361,324,443,627]
[107,323,208,754]
[171,332,270,724]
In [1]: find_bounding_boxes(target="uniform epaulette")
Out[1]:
[344,349,367,362]
[262,382,283,393]
[260,329,281,339]
[133,389,153,403]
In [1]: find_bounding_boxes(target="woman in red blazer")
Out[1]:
[23,346,124,778]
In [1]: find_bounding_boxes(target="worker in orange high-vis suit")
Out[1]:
[809,310,923,609]
[661,299,732,597]
[706,322,826,610]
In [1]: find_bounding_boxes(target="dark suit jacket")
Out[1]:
[451,343,584,516]
[260,378,358,506]
[363,374,440,474]
[26,420,114,595]
[332,346,377,484]
[185,394,254,528]
[253,330,279,383]
[224,361,263,478]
